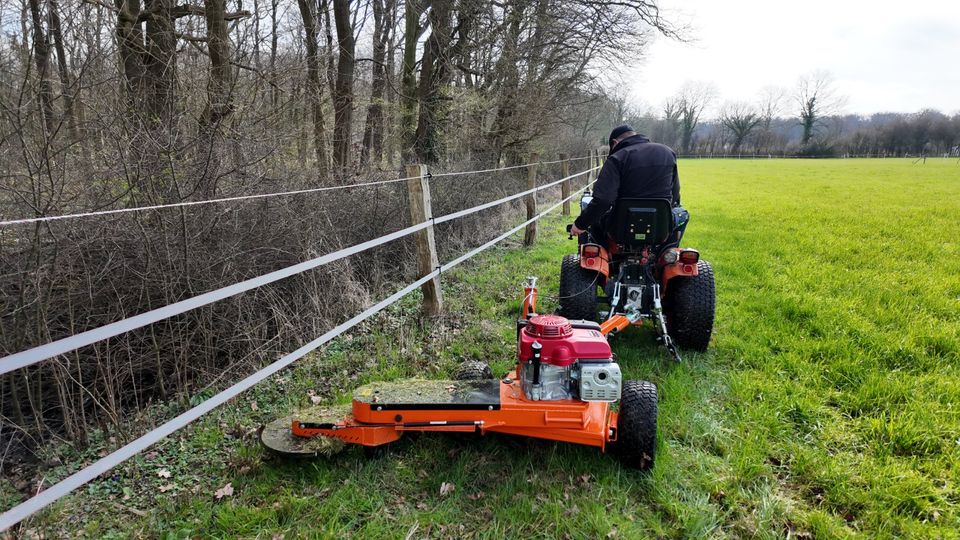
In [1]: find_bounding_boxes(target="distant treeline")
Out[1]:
[678,110,960,157]
[582,74,959,158]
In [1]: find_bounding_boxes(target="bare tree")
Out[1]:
[360,0,397,166]
[758,86,785,126]
[400,0,427,160]
[656,99,682,148]
[669,81,715,153]
[412,1,461,163]
[719,101,761,154]
[297,0,330,176]
[27,0,55,136]
[796,71,843,145]
[482,0,671,162]
[755,85,785,153]
[331,0,357,169]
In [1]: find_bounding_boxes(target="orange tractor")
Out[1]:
[561,193,715,361]
[261,278,658,469]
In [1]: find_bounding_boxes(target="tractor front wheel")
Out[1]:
[664,260,716,352]
[611,380,658,470]
[559,255,599,322]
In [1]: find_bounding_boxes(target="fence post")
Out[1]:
[523,153,539,246]
[560,153,570,216]
[590,148,598,184]
[405,163,443,317]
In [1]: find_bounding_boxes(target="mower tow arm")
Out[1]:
[599,284,683,362]
[600,313,637,336]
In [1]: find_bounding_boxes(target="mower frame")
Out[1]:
[290,370,619,450]
[262,278,659,469]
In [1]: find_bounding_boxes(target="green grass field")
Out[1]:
[14,158,960,539]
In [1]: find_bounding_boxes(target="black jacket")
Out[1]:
[574,135,680,230]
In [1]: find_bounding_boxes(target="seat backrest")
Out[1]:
[611,198,674,248]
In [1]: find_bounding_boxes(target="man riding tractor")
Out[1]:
[570,125,686,244]
[563,125,715,360]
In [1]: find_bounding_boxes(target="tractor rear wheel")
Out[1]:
[559,255,599,322]
[611,380,658,470]
[664,260,715,352]
[454,360,494,380]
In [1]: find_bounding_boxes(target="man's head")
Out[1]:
[608,125,637,150]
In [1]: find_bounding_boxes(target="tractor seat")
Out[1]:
[610,198,674,249]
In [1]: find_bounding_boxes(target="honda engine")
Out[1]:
[517,315,621,402]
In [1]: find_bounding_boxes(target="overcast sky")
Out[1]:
[626,0,960,116]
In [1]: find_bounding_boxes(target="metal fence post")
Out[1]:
[560,153,570,216]
[405,163,443,316]
[523,153,539,246]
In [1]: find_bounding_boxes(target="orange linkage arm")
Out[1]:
[600,314,631,336]
[521,277,538,319]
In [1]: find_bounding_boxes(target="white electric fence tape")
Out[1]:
[427,155,590,178]
[0,176,419,227]
[0,166,597,376]
[0,156,591,227]
[0,176,597,532]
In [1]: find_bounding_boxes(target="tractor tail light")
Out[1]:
[582,244,601,258]
[678,250,699,264]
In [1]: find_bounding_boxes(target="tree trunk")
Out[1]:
[399,0,422,161]
[128,0,180,201]
[202,0,233,128]
[297,0,329,177]
[321,0,337,104]
[27,0,55,136]
[331,0,355,169]
[115,0,145,104]
[269,0,278,107]
[801,102,816,145]
[252,0,261,68]
[47,0,83,153]
[382,0,399,166]
[143,0,177,131]
[412,1,452,163]
[197,0,235,196]
[360,0,391,167]
[489,3,524,164]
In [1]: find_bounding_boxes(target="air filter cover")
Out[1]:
[524,315,574,338]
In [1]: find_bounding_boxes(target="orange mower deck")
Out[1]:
[270,367,618,454]
[261,273,658,470]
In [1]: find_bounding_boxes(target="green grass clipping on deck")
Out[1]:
[19,158,960,539]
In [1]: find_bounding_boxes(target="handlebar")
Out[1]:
[565,224,574,240]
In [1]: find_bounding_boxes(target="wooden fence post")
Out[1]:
[594,146,608,183]
[523,153,539,246]
[405,163,443,317]
[588,148,596,184]
[560,153,570,216]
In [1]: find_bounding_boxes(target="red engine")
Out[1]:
[517,315,619,401]
[518,315,612,366]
